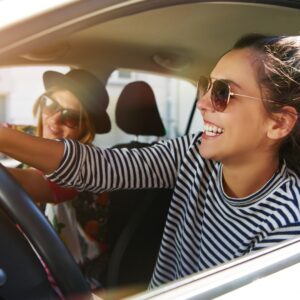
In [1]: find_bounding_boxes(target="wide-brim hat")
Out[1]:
[43,69,111,133]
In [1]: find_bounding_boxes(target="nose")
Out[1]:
[48,110,62,124]
[197,89,214,113]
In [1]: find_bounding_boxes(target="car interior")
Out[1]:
[0,1,299,299]
[106,80,172,288]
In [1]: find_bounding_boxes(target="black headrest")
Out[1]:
[116,81,166,136]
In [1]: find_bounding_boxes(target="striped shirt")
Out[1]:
[47,132,300,288]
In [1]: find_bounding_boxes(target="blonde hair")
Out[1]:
[33,87,96,145]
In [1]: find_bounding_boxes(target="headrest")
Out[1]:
[116,81,166,136]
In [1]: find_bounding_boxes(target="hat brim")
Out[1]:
[43,71,111,134]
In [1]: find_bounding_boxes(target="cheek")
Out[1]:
[227,108,269,150]
[65,126,85,140]
[41,116,49,135]
[41,113,48,125]
[63,129,79,139]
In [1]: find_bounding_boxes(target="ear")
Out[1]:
[267,106,298,140]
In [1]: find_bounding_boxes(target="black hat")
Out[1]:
[43,69,111,133]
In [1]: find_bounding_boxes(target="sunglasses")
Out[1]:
[197,76,273,112]
[40,95,82,129]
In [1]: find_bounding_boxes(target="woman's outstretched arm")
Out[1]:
[7,168,55,203]
[0,127,64,174]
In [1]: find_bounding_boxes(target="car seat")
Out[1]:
[105,81,172,289]
[115,80,166,145]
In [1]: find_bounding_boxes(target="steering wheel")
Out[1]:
[0,163,91,299]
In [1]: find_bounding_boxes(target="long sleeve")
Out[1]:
[46,135,198,193]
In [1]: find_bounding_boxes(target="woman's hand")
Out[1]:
[0,126,64,174]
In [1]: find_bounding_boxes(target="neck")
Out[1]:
[222,155,280,198]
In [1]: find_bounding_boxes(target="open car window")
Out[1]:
[0,66,200,148]
[0,66,69,124]
[0,0,76,30]
[99,69,200,147]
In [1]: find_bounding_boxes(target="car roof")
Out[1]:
[0,0,299,83]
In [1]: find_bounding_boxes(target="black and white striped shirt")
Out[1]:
[47,132,300,288]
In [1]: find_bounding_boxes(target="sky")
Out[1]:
[0,0,76,29]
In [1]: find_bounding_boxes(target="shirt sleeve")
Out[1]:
[46,136,202,193]
[45,135,199,194]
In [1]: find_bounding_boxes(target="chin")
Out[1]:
[43,131,59,139]
[199,143,211,158]
[198,144,219,161]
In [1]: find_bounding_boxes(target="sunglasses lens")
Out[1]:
[197,76,210,98]
[41,95,81,128]
[211,80,230,112]
[41,95,59,115]
[60,110,81,128]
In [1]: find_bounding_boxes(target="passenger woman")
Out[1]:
[7,69,111,288]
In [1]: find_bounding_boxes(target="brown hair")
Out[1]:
[233,34,300,174]
[33,86,96,144]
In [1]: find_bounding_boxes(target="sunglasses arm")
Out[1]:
[230,92,275,103]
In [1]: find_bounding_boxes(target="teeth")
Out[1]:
[206,131,217,136]
[204,123,224,135]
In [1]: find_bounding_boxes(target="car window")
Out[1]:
[0,67,201,148]
[216,261,300,299]
[0,0,76,29]
[0,1,299,299]
[0,66,70,125]
[96,69,202,147]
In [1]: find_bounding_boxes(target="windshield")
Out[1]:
[0,0,77,29]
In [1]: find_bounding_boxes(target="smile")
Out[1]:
[48,125,61,135]
[203,122,224,136]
